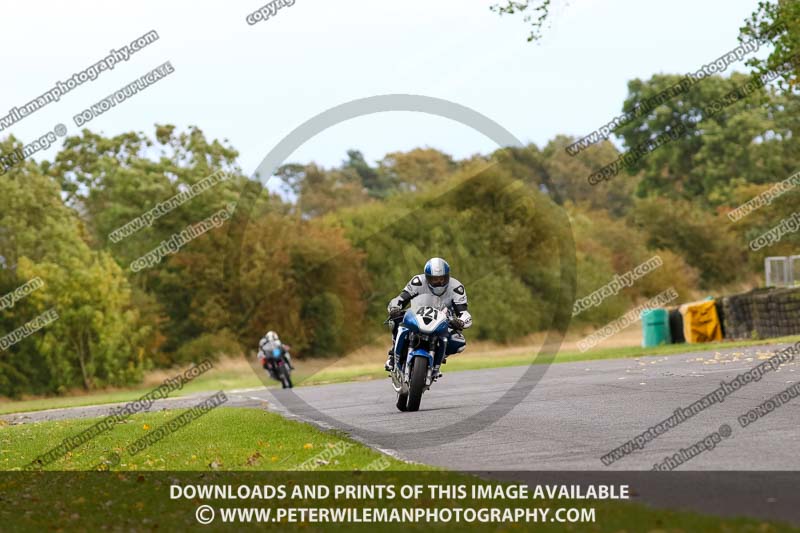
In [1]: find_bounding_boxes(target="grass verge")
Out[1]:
[0,407,415,472]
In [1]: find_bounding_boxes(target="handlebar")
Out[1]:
[384,308,405,325]
[448,317,465,331]
[384,309,463,330]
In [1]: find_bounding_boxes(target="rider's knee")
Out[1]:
[448,333,466,354]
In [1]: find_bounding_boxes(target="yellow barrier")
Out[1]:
[679,300,723,343]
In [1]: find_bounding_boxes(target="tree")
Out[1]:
[0,144,148,394]
[491,0,554,42]
[344,150,392,198]
[612,73,800,202]
[492,140,638,217]
[47,126,266,365]
[741,0,800,90]
[165,200,370,358]
[628,197,745,288]
[377,148,456,192]
[50,126,247,264]
[276,161,370,218]
[569,206,699,324]
[332,164,575,341]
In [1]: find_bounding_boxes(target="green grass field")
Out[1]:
[0,408,796,531]
[1,334,797,416]
[1,407,414,472]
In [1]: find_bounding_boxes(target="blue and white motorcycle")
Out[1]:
[387,294,454,412]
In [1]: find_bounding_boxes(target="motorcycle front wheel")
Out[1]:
[396,389,408,411]
[279,366,293,389]
[406,358,428,412]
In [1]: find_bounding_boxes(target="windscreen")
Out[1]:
[409,293,449,313]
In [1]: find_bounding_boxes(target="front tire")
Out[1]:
[279,366,293,389]
[396,390,408,411]
[406,358,428,412]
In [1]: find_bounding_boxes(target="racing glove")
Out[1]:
[449,317,465,331]
[387,297,404,313]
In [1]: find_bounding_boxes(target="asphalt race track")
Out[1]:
[265,343,800,471]
[5,342,800,524]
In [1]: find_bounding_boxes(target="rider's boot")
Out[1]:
[435,351,455,379]
[384,348,395,371]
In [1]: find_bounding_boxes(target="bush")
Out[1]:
[173,330,243,364]
[628,197,744,288]
[332,165,572,342]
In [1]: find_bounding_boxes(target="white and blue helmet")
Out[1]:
[424,257,450,296]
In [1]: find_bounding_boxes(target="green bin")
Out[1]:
[641,308,672,347]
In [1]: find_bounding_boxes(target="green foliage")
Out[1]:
[628,197,745,288]
[173,330,242,365]
[493,139,638,217]
[727,180,800,270]
[491,0,553,42]
[612,73,800,202]
[0,154,148,395]
[377,148,456,192]
[51,126,246,265]
[741,0,800,90]
[569,207,700,324]
[276,147,460,218]
[276,161,371,218]
[154,199,369,360]
[331,163,570,341]
[467,270,541,342]
[0,122,380,397]
[302,292,346,356]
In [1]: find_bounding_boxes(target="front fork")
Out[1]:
[391,326,409,393]
[392,327,446,389]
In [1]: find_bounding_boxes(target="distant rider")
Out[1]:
[258,331,295,372]
[385,257,472,375]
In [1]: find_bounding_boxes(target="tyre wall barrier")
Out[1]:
[720,287,800,340]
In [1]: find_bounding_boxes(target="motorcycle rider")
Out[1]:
[258,331,295,373]
[385,257,472,375]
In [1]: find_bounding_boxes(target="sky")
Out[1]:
[0,0,766,179]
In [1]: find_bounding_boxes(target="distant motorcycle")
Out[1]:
[263,347,293,389]
[386,294,454,412]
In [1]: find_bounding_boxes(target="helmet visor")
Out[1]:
[427,274,448,288]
